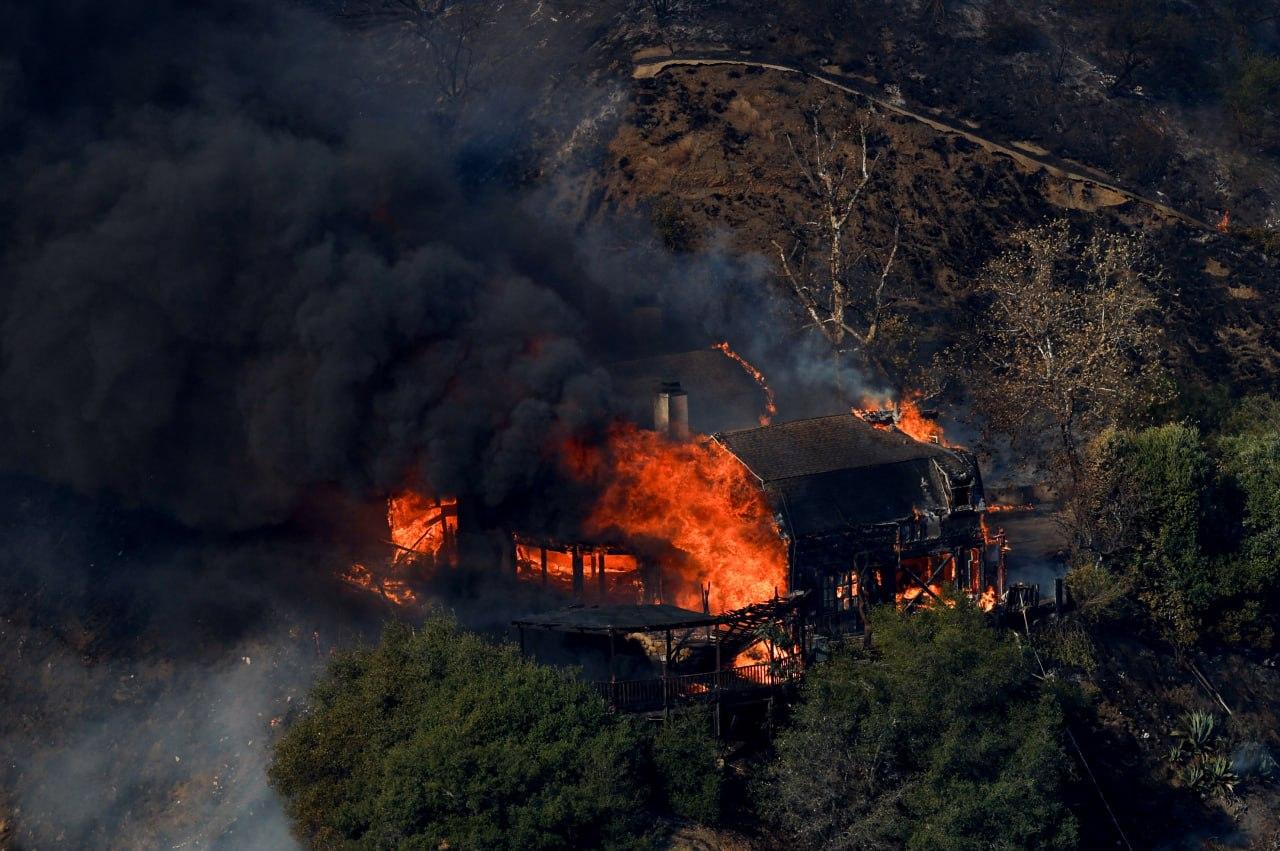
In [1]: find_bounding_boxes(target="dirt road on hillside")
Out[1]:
[634,53,1215,232]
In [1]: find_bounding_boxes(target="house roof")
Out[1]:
[610,349,768,434]
[512,603,717,633]
[714,414,980,536]
[714,413,969,482]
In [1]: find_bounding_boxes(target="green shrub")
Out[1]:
[269,617,653,850]
[1064,562,1130,625]
[1036,618,1099,674]
[756,601,1079,850]
[1089,424,1215,645]
[1082,399,1280,648]
[652,710,722,824]
[1227,54,1280,147]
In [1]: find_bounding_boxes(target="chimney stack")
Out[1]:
[653,380,690,440]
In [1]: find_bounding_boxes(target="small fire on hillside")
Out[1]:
[853,393,945,445]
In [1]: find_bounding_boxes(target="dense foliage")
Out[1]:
[269,617,654,850]
[1227,54,1280,147]
[1077,396,1280,647]
[757,602,1079,850]
[652,709,723,824]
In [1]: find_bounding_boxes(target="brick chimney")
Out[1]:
[653,380,689,440]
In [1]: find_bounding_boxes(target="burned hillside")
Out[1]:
[2,0,1280,848]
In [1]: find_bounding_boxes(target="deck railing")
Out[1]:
[591,657,802,710]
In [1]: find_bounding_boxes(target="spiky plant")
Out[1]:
[1180,761,1205,789]
[1172,711,1216,759]
[1201,754,1238,798]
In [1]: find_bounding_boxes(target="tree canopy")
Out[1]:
[269,617,653,850]
[958,220,1167,492]
[756,601,1079,850]
[1076,396,1280,647]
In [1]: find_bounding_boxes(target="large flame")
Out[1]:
[564,422,787,613]
[853,392,944,445]
[341,491,457,606]
[386,492,457,563]
[712,341,777,426]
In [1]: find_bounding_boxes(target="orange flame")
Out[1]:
[985,502,1034,513]
[853,392,944,445]
[978,586,998,611]
[564,422,787,613]
[341,491,457,606]
[387,492,457,563]
[340,562,420,606]
[896,583,952,607]
[1216,209,1230,233]
[712,341,777,426]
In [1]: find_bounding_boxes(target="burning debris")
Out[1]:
[341,492,458,607]
[853,393,945,445]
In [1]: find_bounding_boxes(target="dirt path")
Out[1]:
[634,53,1214,232]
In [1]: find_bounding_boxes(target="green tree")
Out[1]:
[269,617,653,850]
[1226,54,1280,147]
[756,601,1079,850]
[1085,424,1214,646]
[1215,427,1280,644]
[1081,404,1280,648]
[652,710,722,824]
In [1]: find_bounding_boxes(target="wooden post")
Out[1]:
[713,621,723,738]
[663,628,672,718]
[609,630,617,683]
[572,547,584,597]
[606,628,617,710]
[598,550,607,597]
[540,546,547,586]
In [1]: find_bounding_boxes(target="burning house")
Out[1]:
[714,411,1005,627]
[352,347,1006,626]
[510,405,1005,628]
[346,349,1008,712]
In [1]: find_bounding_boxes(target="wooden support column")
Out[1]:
[608,630,617,683]
[571,547,584,597]
[540,546,547,586]
[597,551,607,597]
[714,626,723,739]
[663,628,672,718]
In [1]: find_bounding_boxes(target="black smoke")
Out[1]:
[0,1,854,844]
[0,1,641,845]
[0,0,620,533]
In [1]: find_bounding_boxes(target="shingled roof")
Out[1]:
[714,413,967,482]
[714,414,979,533]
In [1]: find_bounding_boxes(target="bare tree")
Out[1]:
[772,106,901,374]
[336,0,494,105]
[644,0,679,54]
[960,220,1169,492]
